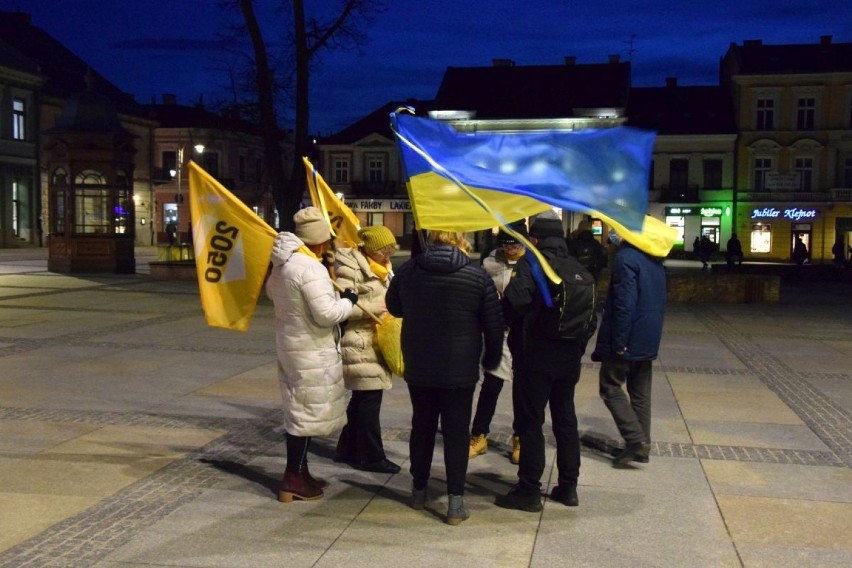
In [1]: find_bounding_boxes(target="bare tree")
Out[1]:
[236,0,382,231]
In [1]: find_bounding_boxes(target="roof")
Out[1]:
[0,37,41,76]
[0,9,141,114]
[433,60,631,119]
[317,99,434,145]
[627,82,736,135]
[723,36,852,75]
[144,101,265,137]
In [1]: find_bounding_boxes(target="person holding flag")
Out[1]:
[266,206,359,503]
[334,225,402,474]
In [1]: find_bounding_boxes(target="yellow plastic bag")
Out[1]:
[376,313,404,377]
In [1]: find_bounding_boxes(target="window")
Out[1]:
[750,223,771,254]
[333,156,350,184]
[200,152,219,178]
[12,181,21,236]
[238,155,247,181]
[753,158,772,190]
[12,98,25,140]
[366,155,385,183]
[255,158,263,182]
[756,98,774,130]
[794,157,813,191]
[669,159,689,190]
[844,157,852,187]
[367,212,384,226]
[796,98,815,130]
[703,159,723,189]
[162,151,177,173]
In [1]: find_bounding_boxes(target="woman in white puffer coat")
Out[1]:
[266,207,358,503]
[333,226,401,474]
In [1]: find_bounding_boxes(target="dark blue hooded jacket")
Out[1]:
[592,243,666,361]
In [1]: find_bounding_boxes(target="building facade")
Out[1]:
[722,35,852,263]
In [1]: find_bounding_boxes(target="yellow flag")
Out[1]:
[188,161,278,331]
[303,156,361,248]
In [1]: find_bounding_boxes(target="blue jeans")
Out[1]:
[599,358,653,445]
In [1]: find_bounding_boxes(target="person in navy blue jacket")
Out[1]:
[591,229,666,468]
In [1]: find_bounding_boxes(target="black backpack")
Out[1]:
[569,238,605,276]
[535,254,598,346]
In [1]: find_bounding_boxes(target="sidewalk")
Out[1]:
[0,247,850,567]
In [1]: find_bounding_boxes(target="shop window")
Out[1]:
[756,98,774,130]
[796,98,815,130]
[163,203,177,226]
[750,223,771,253]
[666,216,685,245]
[75,188,110,234]
[753,158,772,190]
[703,159,723,189]
[367,212,384,226]
[114,188,132,235]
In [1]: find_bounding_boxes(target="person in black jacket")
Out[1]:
[496,211,588,512]
[591,229,666,468]
[386,230,503,526]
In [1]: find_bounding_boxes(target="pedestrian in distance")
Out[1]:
[386,230,504,525]
[726,232,744,268]
[266,206,359,503]
[699,235,713,270]
[591,228,666,468]
[469,221,528,465]
[832,238,845,265]
[334,225,402,475]
[793,236,809,265]
[496,211,597,512]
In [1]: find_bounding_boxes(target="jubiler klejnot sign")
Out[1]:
[750,207,818,221]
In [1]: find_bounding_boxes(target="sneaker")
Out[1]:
[612,442,651,468]
[469,434,487,459]
[549,484,579,507]
[495,486,542,512]
[510,434,520,464]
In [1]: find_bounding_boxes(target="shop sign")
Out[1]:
[348,199,411,212]
[700,207,722,217]
[665,206,696,215]
[750,207,818,220]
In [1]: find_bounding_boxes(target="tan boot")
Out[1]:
[278,471,323,503]
[510,434,520,464]
[469,434,487,458]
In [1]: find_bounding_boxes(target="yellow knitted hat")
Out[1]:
[358,225,397,253]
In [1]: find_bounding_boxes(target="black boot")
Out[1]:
[549,484,579,506]
[495,485,542,512]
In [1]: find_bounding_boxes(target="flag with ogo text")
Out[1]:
[303,157,361,248]
[188,161,277,331]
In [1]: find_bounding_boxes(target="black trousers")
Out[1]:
[515,342,582,491]
[470,372,506,436]
[407,383,475,495]
[336,389,386,464]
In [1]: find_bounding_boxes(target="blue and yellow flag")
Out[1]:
[391,112,655,232]
[303,156,361,248]
[188,161,277,331]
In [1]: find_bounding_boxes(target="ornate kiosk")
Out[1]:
[45,87,136,273]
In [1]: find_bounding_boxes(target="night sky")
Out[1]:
[1,0,849,134]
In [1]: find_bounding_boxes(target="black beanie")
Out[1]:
[496,221,528,245]
[529,212,563,239]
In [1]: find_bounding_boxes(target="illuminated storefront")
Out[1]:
[663,205,731,251]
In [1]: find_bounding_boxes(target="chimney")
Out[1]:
[162,93,177,106]
[665,77,677,88]
[608,54,620,64]
[564,56,576,66]
[492,58,515,67]
[820,35,832,45]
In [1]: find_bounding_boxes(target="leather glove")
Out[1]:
[340,288,358,305]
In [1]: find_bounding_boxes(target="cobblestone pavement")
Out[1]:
[0,248,849,567]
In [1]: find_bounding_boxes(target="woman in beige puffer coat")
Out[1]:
[334,226,401,474]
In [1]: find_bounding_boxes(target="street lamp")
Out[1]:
[168,144,205,245]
